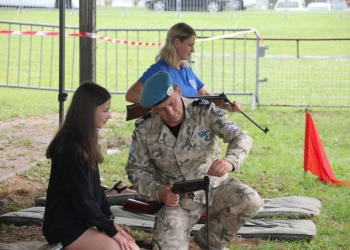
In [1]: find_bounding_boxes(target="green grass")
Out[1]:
[0,223,16,234]
[1,9,349,55]
[0,88,60,120]
[1,8,350,39]
[1,9,349,107]
[1,8,350,249]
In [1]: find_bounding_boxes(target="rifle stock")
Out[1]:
[126,103,151,121]
[122,179,205,215]
[122,199,163,215]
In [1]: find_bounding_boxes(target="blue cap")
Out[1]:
[140,71,174,108]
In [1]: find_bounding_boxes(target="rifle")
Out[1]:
[122,178,206,215]
[122,176,211,248]
[126,93,269,134]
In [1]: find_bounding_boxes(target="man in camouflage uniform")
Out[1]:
[126,71,263,250]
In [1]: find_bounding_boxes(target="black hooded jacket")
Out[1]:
[42,135,117,245]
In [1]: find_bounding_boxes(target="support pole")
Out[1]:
[58,0,67,125]
[204,175,210,249]
[79,0,96,84]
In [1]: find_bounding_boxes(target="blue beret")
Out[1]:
[140,71,174,108]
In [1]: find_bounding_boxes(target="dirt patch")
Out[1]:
[0,114,57,181]
[0,175,48,243]
[0,175,47,207]
[0,114,56,244]
[0,112,125,181]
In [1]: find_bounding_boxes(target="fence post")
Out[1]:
[79,0,96,85]
[58,0,67,125]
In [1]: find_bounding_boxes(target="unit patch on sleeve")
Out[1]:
[198,129,207,137]
[129,141,136,154]
[192,99,211,108]
[135,112,152,127]
[211,106,225,116]
[226,124,239,133]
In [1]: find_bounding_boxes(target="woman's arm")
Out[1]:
[126,80,242,111]
[197,87,212,96]
[125,81,144,103]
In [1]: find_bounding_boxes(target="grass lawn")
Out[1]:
[1,7,350,250]
[0,8,349,37]
[1,9,349,107]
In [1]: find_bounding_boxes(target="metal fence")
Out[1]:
[1,0,349,14]
[0,0,253,13]
[0,20,349,108]
[97,27,262,109]
[259,55,350,107]
[0,0,241,14]
[193,53,261,110]
[0,0,79,11]
[192,37,350,107]
[0,21,80,91]
[0,21,262,109]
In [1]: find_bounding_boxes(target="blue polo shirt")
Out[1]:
[138,60,205,97]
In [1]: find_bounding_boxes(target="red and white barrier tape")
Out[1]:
[196,28,264,46]
[0,30,163,46]
[0,28,264,46]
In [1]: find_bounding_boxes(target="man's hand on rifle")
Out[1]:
[207,158,234,177]
[159,184,180,207]
[224,100,243,113]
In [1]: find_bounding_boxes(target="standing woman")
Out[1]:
[43,82,139,250]
[125,22,242,112]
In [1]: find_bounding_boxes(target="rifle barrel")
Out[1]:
[188,94,269,134]
[126,94,269,133]
[241,111,269,134]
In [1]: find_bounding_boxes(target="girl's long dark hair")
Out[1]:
[46,82,111,170]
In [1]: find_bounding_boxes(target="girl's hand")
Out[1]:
[114,223,136,243]
[113,232,135,250]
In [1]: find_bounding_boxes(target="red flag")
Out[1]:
[304,111,350,186]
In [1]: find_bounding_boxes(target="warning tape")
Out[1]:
[197,28,264,46]
[0,28,264,46]
[0,30,61,36]
[0,30,163,46]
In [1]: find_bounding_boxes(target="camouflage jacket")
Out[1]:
[126,97,252,203]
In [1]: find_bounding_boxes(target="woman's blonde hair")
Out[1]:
[156,22,196,68]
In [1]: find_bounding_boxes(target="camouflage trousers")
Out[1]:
[151,177,264,250]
